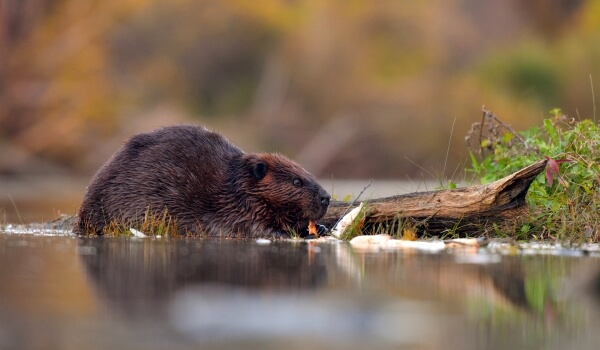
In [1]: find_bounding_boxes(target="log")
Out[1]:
[320,160,547,236]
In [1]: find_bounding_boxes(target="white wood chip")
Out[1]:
[331,202,364,238]
[255,238,272,245]
[130,228,148,238]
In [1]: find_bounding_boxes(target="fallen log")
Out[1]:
[320,159,547,236]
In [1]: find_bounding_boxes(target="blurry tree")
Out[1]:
[0,0,595,180]
[0,0,150,174]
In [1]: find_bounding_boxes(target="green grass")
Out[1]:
[466,108,600,241]
[337,203,369,240]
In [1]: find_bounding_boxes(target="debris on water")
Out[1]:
[130,228,147,238]
[1,223,72,236]
[304,236,341,245]
[349,234,390,250]
[516,241,580,256]
[385,239,446,252]
[443,238,482,253]
[349,234,446,252]
[331,202,364,238]
[581,243,600,252]
[444,238,481,248]
[255,238,271,245]
[343,236,593,255]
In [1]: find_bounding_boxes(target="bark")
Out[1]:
[320,160,547,236]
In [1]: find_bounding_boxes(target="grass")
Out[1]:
[287,227,303,239]
[7,195,23,225]
[337,202,369,240]
[93,208,184,238]
[466,108,600,241]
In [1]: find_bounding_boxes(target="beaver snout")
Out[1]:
[315,188,330,219]
[319,189,331,206]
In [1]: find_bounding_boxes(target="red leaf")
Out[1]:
[548,158,560,174]
[545,167,554,187]
[543,156,570,187]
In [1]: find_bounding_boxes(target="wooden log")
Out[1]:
[320,160,547,236]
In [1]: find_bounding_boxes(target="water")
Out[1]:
[1,229,600,349]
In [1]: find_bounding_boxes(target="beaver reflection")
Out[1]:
[78,238,328,313]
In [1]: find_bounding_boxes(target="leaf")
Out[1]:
[543,156,571,187]
[545,167,554,187]
[502,132,514,144]
[546,158,559,186]
[468,151,480,173]
[544,119,560,145]
[402,227,417,241]
[549,107,562,118]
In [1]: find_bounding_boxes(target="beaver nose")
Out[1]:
[319,189,331,205]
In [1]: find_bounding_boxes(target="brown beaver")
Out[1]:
[74,125,330,237]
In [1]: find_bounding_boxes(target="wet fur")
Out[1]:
[75,125,330,237]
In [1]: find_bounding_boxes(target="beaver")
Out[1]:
[74,125,330,237]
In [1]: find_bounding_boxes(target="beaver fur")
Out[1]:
[74,125,330,237]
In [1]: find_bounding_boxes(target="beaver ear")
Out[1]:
[244,154,269,180]
[252,161,268,180]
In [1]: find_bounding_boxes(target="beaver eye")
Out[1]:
[293,178,303,187]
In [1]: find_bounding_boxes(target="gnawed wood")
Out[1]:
[320,160,547,236]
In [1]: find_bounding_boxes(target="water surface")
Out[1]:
[1,229,600,349]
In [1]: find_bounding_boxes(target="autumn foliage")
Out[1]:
[0,0,597,179]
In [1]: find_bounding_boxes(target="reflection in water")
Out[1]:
[78,238,531,311]
[2,232,600,349]
[78,238,329,315]
[78,237,467,348]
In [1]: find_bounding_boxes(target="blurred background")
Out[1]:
[1,0,600,222]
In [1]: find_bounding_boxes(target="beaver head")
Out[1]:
[232,153,330,234]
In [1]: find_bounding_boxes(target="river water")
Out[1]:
[1,229,600,350]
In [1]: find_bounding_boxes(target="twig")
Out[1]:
[478,105,486,155]
[8,195,23,225]
[482,107,530,151]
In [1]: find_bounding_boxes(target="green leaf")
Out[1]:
[468,151,480,174]
[549,107,562,118]
[502,132,514,144]
[543,119,560,145]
